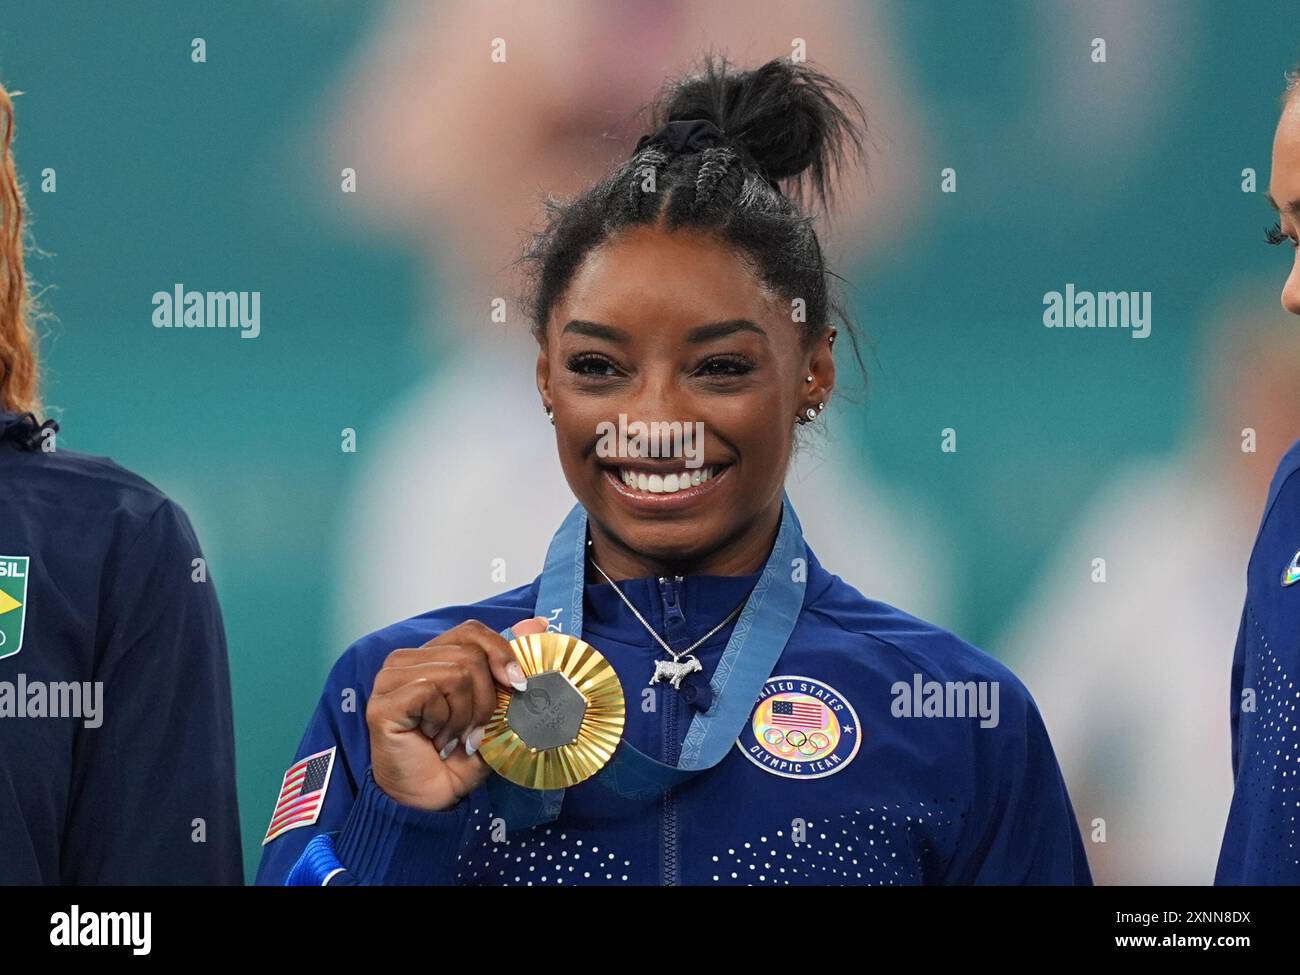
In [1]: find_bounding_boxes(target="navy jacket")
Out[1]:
[258,541,1091,885]
[0,410,242,883]
[1217,439,1300,884]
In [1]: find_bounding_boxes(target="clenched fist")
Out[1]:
[367,616,549,811]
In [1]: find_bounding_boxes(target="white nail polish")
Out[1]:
[507,662,528,692]
[438,737,459,760]
[465,726,486,756]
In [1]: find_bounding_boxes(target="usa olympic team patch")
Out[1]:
[737,675,860,779]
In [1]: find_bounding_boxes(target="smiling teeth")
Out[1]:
[619,466,716,493]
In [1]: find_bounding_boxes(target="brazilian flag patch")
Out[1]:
[0,556,29,661]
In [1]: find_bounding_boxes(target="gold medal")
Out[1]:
[478,630,625,790]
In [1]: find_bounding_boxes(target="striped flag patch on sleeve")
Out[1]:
[262,746,337,845]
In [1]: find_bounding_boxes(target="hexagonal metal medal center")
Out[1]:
[506,670,588,751]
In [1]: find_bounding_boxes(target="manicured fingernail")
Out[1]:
[507,662,528,692]
[438,737,459,760]
[464,726,486,756]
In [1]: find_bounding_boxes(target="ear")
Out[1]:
[803,325,837,410]
[536,337,552,412]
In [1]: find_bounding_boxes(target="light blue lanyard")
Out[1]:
[488,490,807,828]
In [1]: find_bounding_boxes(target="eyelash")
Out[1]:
[564,353,756,380]
[566,353,620,378]
[694,354,755,378]
[1265,221,1298,249]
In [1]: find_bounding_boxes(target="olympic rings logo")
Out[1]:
[761,726,832,757]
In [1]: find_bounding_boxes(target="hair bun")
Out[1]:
[652,55,867,212]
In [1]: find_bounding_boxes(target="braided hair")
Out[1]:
[520,54,869,381]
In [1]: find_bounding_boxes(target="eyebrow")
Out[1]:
[560,318,767,344]
[1265,192,1300,216]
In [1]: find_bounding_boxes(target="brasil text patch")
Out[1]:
[0,556,29,661]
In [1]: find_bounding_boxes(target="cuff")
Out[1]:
[285,832,356,886]
[333,769,469,885]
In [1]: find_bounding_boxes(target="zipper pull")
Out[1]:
[658,575,685,623]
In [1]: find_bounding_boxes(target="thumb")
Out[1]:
[488,618,546,696]
[512,616,550,637]
[494,617,550,691]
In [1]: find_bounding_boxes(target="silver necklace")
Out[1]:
[586,541,749,689]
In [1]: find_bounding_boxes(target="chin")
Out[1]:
[617,525,720,567]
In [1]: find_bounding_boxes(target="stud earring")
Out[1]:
[804,407,817,421]
[545,407,554,425]
[805,375,814,383]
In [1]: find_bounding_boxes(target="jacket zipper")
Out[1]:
[659,574,684,887]
[663,690,679,886]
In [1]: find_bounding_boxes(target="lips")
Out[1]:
[600,463,730,509]
[613,464,719,494]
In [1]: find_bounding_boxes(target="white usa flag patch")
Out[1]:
[262,746,337,845]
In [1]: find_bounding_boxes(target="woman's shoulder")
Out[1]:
[803,568,1037,706]
[1261,438,1300,524]
[3,418,177,519]
[327,579,543,686]
[1,416,202,559]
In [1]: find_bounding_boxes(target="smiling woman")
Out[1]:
[257,55,1092,886]
[538,225,834,572]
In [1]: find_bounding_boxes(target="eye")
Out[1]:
[1265,221,1298,249]
[694,355,755,378]
[565,353,622,378]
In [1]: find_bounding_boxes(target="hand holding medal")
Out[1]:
[365,616,551,812]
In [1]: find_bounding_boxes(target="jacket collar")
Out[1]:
[0,410,58,451]
[551,539,833,640]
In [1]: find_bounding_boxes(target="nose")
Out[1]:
[615,374,699,459]
[1283,254,1300,317]
[626,370,689,425]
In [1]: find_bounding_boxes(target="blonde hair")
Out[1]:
[0,82,40,415]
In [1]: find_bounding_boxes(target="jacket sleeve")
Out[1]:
[63,498,243,884]
[1227,604,1248,780]
[941,683,1093,885]
[254,636,470,886]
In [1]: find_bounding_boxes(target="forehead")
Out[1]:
[557,225,782,330]
[1272,95,1300,195]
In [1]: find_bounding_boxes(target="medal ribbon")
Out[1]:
[487,491,807,828]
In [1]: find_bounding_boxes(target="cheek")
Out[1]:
[1284,252,1300,316]
[554,421,594,468]
[709,394,792,456]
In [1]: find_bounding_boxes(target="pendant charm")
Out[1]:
[650,655,703,689]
